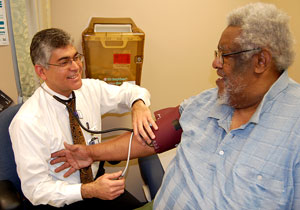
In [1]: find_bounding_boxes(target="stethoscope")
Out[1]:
[41,85,133,177]
[52,91,134,134]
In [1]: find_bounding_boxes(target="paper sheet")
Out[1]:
[0,0,9,45]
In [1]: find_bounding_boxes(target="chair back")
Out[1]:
[0,104,22,195]
[138,154,165,200]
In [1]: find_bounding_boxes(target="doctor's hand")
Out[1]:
[50,142,93,177]
[131,99,158,145]
[81,171,125,200]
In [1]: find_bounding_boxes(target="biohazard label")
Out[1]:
[113,54,131,64]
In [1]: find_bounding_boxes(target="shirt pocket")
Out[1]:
[232,164,287,207]
[82,124,101,145]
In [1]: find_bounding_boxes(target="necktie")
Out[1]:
[67,98,94,184]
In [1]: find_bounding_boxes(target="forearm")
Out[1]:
[89,132,155,161]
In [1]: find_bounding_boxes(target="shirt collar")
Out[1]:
[41,82,73,100]
[209,70,289,124]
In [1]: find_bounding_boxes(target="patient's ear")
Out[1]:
[34,65,47,81]
[254,49,271,74]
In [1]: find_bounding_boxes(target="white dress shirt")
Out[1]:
[9,79,150,207]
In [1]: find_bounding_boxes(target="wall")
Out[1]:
[0,44,18,102]
[49,0,300,202]
[266,0,300,84]
[0,0,18,103]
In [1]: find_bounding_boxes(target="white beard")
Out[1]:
[217,78,247,106]
[217,88,230,105]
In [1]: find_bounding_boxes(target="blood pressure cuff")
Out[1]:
[151,106,182,153]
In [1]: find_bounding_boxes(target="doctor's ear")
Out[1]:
[34,64,47,81]
[254,49,271,73]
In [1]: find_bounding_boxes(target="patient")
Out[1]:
[52,3,300,209]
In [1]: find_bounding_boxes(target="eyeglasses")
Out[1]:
[214,48,261,65]
[47,53,84,68]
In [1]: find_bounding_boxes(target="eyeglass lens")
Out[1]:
[61,54,83,67]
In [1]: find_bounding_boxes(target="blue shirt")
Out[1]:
[154,71,300,210]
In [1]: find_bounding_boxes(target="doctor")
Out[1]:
[9,28,157,209]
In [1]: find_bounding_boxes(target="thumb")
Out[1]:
[64,142,74,151]
[107,171,123,180]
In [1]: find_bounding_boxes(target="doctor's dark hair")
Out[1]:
[30,28,73,68]
[227,2,295,72]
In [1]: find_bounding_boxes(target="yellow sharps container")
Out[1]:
[82,18,145,85]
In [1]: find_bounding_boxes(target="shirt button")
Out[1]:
[219,150,224,155]
[257,175,263,180]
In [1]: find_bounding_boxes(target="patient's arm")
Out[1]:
[51,131,155,177]
[51,106,182,177]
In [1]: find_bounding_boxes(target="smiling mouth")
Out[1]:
[216,69,226,83]
[67,74,79,80]
[216,75,224,84]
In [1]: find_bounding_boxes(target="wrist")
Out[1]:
[87,145,95,162]
[131,99,145,108]
[81,183,93,199]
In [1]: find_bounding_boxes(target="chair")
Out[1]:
[0,104,24,210]
[138,154,165,201]
[138,106,181,202]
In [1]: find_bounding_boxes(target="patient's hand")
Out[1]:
[50,142,93,177]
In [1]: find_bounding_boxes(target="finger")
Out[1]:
[50,157,66,165]
[138,131,151,143]
[132,122,140,140]
[143,120,156,139]
[107,170,123,180]
[54,162,70,173]
[109,181,125,190]
[138,120,150,140]
[138,125,153,145]
[113,189,125,198]
[149,118,158,130]
[107,172,126,185]
[138,132,152,145]
[133,124,146,146]
[64,142,74,150]
[51,150,65,158]
[134,132,146,146]
[110,181,126,192]
[108,190,124,200]
[115,188,125,195]
[63,167,77,178]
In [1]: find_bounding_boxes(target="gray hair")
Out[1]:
[227,2,295,72]
[30,28,73,68]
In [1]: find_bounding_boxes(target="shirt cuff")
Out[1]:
[131,99,145,107]
[65,183,83,205]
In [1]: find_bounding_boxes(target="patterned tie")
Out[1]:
[67,98,94,184]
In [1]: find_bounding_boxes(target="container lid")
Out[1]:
[94,24,132,32]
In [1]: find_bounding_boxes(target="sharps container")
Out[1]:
[82,18,145,85]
